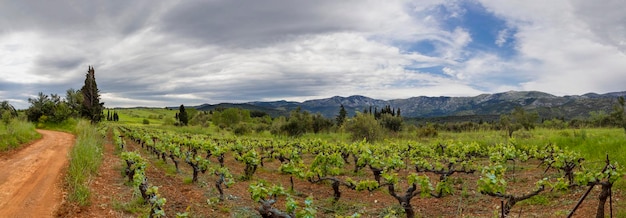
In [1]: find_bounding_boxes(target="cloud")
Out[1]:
[495,29,509,47]
[477,0,626,95]
[1,0,625,109]
[571,0,626,53]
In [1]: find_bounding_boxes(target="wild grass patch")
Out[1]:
[0,119,40,151]
[66,120,104,206]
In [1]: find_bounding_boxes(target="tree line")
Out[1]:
[23,66,105,125]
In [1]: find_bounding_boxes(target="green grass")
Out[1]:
[518,195,550,206]
[112,196,147,214]
[112,108,178,126]
[0,119,41,151]
[66,120,104,206]
[37,118,78,133]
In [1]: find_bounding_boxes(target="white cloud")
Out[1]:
[478,0,626,95]
[1,0,625,109]
[495,29,509,47]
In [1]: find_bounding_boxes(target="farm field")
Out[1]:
[56,118,625,218]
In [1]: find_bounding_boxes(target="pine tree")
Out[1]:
[80,66,104,123]
[179,104,188,126]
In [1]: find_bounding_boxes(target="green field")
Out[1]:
[111,108,178,126]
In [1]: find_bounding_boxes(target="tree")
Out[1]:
[80,66,104,123]
[336,104,347,126]
[65,88,83,118]
[311,113,333,133]
[178,104,188,126]
[113,111,119,121]
[0,101,17,118]
[511,107,538,131]
[26,92,54,122]
[499,114,521,138]
[380,113,403,132]
[212,108,251,128]
[1,101,17,124]
[280,107,312,137]
[611,96,625,132]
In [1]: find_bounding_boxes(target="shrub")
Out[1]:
[416,125,438,138]
[233,123,251,135]
[344,113,383,142]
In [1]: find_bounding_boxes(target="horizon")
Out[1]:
[101,89,626,109]
[2,1,625,109]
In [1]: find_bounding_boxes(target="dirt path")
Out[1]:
[0,129,74,218]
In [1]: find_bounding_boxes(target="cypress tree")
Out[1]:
[113,112,119,121]
[336,104,347,126]
[80,66,104,123]
[179,104,188,126]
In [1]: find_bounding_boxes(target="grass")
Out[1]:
[113,108,178,126]
[518,195,550,206]
[112,196,149,215]
[0,118,41,151]
[66,120,104,206]
[37,118,78,133]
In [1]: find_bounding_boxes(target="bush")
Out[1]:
[380,113,403,132]
[416,125,438,138]
[344,113,383,142]
[233,123,251,135]
[142,119,150,125]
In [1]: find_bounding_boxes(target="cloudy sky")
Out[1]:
[1,0,625,108]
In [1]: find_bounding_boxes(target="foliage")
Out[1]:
[0,118,40,151]
[336,104,347,126]
[512,107,539,131]
[26,92,75,123]
[249,182,317,218]
[212,108,251,129]
[281,107,312,137]
[66,120,104,206]
[416,124,438,138]
[178,104,188,126]
[80,66,104,123]
[0,101,18,120]
[344,113,383,142]
[379,113,403,132]
[611,96,625,132]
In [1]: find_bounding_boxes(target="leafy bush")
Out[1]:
[379,113,403,132]
[416,125,438,138]
[233,123,251,135]
[344,113,383,142]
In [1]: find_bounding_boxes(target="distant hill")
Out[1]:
[180,91,626,120]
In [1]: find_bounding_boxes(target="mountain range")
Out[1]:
[189,91,626,121]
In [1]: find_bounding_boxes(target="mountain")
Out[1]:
[189,91,626,120]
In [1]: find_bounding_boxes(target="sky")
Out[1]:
[1,0,625,109]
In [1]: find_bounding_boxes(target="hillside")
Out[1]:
[183,91,626,120]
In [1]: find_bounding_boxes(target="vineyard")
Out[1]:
[79,124,624,218]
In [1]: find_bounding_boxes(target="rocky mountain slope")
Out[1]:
[192,91,626,119]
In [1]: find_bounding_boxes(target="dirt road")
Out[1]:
[0,130,74,218]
